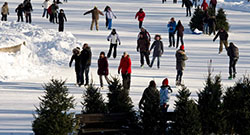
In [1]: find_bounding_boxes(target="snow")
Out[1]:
[0,0,250,134]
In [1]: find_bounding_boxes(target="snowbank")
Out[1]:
[0,21,80,81]
[218,0,250,13]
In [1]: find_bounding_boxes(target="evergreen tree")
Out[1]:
[207,6,215,16]
[198,74,224,134]
[223,77,250,134]
[81,82,107,114]
[32,79,75,135]
[171,86,202,135]
[216,8,229,31]
[189,7,204,31]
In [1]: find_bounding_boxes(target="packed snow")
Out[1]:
[0,0,250,134]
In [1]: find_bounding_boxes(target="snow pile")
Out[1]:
[218,0,250,12]
[0,21,80,81]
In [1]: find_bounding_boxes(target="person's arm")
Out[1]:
[112,11,116,18]
[116,34,121,45]
[64,13,67,21]
[69,55,74,67]
[150,42,155,51]
[107,33,111,41]
[135,12,138,19]
[161,41,164,53]
[83,10,92,15]
[142,12,145,18]
[139,91,145,109]
[98,10,104,16]
[225,32,228,40]
[213,32,219,41]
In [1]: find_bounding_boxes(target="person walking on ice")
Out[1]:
[137,32,150,68]
[15,3,24,22]
[69,47,83,87]
[227,42,239,80]
[213,28,228,54]
[58,9,67,32]
[84,6,104,31]
[168,17,176,47]
[135,8,145,29]
[118,52,132,90]
[97,52,110,88]
[175,20,184,48]
[1,2,9,21]
[80,43,92,86]
[176,45,188,86]
[105,7,116,30]
[107,29,121,59]
[160,78,173,112]
[149,34,164,69]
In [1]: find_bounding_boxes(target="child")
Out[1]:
[150,35,164,69]
[160,78,173,112]
[107,29,121,59]
[58,9,67,32]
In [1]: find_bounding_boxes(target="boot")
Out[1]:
[228,75,233,80]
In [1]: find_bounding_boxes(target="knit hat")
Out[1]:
[180,45,184,50]
[162,78,169,86]
[100,51,105,56]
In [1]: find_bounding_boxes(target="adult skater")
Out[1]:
[42,0,51,18]
[49,2,59,23]
[118,52,132,90]
[105,7,116,30]
[201,0,208,11]
[97,52,110,88]
[175,20,184,48]
[210,0,217,13]
[107,29,121,59]
[213,28,229,54]
[135,8,145,29]
[137,33,150,68]
[227,42,239,79]
[23,0,33,23]
[149,34,164,69]
[69,47,83,87]
[138,27,151,43]
[15,3,24,22]
[84,6,104,31]
[58,9,67,32]
[167,17,176,47]
[1,2,9,21]
[182,0,192,17]
[104,6,111,28]
[176,45,188,86]
[80,43,92,86]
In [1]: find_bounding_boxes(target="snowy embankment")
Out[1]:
[218,0,250,12]
[0,21,79,81]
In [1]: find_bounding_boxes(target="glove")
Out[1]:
[107,39,110,41]
[213,39,215,42]
[119,42,121,45]
[137,49,139,52]
[118,70,120,74]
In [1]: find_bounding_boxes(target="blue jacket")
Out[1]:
[168,21,176,33]
[160,86,172,106]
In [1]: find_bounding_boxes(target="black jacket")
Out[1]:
[58,12,67,23]
[80,47,92,67]
[23,2,33,13]
[69,54,82,72]
[182,0,192,7]
[15,5,24,15]
[150,40,164,57]
[227,43,239,59]
[213,30,228,41]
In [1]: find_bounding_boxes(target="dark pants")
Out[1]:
[17,14,24,22]
[193,0,197,7]
[75,68,83,85]
[122,73,131,90]
[211,4,216,14]
[82,66,90,85]
[139,21,143,29]
[186,7,191,16]
[50,13,57,23]
[1,14,7,21]
[99,75,110,87]
[107,43,117,58]
[176,35,184,48]
[59,21,64,32]
[140,51,150,66]
[162,0,166,3]
[25,13,32,23]
[150,57,160,68]
[169,33,175,47]
[229,58,238,77]
[176,70,183,83]
[105,16,108,28]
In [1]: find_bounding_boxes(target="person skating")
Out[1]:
[23,0,33,23]
[69,47,83,86]
[227,42,239,79]
[137,33,150,68]
[15,3,24,22]
[210,0,217,13]
[167,17,176,47]
[104,6,111,28]
[160,78,173,112]
[107,29,121,59]
[213,28,229,54]
[80,43,92,86]
[138,27,151,42]
[118,52,132,90]
[203,11,209,34]
[105,7,116,30]
[175,20,184,48]
[193,0,198,8]
[162,0,167,3]
[58,9,67,32]
[182,0,192,17]
[149,34,164,69]
[49,2,59,23]
[97,52,110,88]
[201,0,208,11]
[1,2,9,21]
[208,15,216,35]
[84,6,104,31]
[135,8,145,29]
[176,45,188,86]
[42,0,51,18]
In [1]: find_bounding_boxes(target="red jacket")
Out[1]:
[135,11,145,22]
[118,56,132,74]
[201,1,208,11]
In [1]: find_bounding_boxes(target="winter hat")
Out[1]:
[149,80,156,88]
[100,51,105,56]
[180,45,184,50]
[162,78,169,86]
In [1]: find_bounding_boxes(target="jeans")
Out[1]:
[99,75,110,87]
[140,51,150,66]
[107,43,117,58]
[42,8,48,18]
[229,58,238,77]
[82,66,90,85]
[186,7,191,16]
[169,33,175,47]
[150,57,160,68]
[75,68,83,85]
[122,73,131,90]
[176,70,183,83]
[176,35,184,48]
[108,19,112,30]
[203,23,209,34]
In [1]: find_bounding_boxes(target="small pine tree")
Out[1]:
[198,74,225,134]
[223,76,250,134]
[171,86,202,135]
[32,79,75,135]
[189,7,204,31]
[207,6,215,16]
[81,82,107,114]
[216,8,229,31]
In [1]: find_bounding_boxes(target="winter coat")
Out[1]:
[135,11,145,22]
[213,30,228,41]
[107,33,121,44]
[98,57,109,76]
[201,0,208,11]
[168,21,176,34]
[106,10,116,19]
[182,0,193,7]
[80,47,92,67]
[118,55,132,74]
[208,16,216,27]
[138,31,151,42]
[58,12,67,23]
[210,0,217,5]
[227,44,239,59]
[139,86,160,108]
[175,23,184,36]
[23,2,33,13]
[176,49,188,70]
[42,0,51,9]
[69,54,82,72]
[50,4,58,14]
[150,40,164,57]
[1,5,9,15]
[160,86,172,106]
[15,5,24,15]
[84,8,104,20]
[137,37,150,53]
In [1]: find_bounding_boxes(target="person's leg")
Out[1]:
[42,8,46,17]
[176,70,180,84]
[46,9,49,18]
[150,57,156,67]
[104,75,110,85]
[157,57,160,69]
[99,75,103,87]
[224,40,229,50]
[229,58,233,77]
[179,70,183,84]
[21,15,24,22]
[232,59,237,78]
[96,19,99,30]
[113,44,117,58]
[85,66,90,85]
[90,19,94,30]
[219,40,223,53]
[25,13,28,23]
[169,33,172,47]
[139,21,143,29]
[106,16,108,28]
[189,7,191,16]
[140,52,145,66]
[107,44,113,58]
[29,13,32,23]
[176,35,180,48]
[108,19,112,30]
[127,73,131,89]
[172,33,175,47]
[186,7,188,16]
[180,36,184,46]
[145,52,150,66]
[122,73,126,89]
[17,15,20,22]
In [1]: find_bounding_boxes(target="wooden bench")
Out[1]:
[76,113,130,135]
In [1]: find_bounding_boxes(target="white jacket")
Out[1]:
[42,0,51,9]
[106,10,116,19]
[107,33,121,44]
